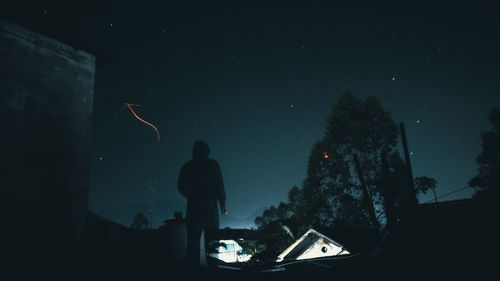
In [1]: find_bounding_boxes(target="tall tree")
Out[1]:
[469,108,500,199]
[257,90,436,241]
[299,90,399,230]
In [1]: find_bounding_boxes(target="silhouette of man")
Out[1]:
[177,140,227,267]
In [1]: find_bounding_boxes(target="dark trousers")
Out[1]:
[186,222,217,267]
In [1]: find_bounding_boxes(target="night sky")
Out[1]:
[3,1,500,227]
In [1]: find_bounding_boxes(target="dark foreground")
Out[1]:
[4,197,499,280]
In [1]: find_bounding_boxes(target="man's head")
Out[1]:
[192,140,210,160]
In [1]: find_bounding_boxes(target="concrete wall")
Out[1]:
[0,20,95,243]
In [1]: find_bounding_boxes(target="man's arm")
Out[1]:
[177,164,190,198]
[215,162,227,214]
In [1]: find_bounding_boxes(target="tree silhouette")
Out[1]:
[414,176,438,202]
[256,89,437,242]
[287,90,401,235]
[130,211,149,230]
[469,108,500,199]
[254,201,292,229]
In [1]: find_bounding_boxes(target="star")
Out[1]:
[392,76,396,81]
[417,120,420,124]
[290,104,294,108]
[109,23,114,28]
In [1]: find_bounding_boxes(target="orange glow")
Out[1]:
[323,152,328,159]
[124,103,160,142]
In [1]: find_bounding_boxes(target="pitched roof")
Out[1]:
[277,229,350,262]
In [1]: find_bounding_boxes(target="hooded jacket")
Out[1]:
[177,141,226,228]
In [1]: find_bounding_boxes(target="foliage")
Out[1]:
[236,239,263,256]
[249,221,296,263]
[254,201,292,229]
[289,90,400,233]
[469,108,500,199]
[130,211,149,229]
[255,90,437,244]
[414,176,438,202]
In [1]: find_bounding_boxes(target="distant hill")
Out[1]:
[220,206,267,230]
[94,200,267,230]
[94,198,186,228]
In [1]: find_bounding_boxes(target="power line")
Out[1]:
[423,186,472,203]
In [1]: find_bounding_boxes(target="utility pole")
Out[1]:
[399,122,418,207]
[353,153,380,233]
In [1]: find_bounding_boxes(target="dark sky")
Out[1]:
[3,1,500,226]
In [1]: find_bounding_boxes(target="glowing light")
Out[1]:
[296,239,347,260]
[124,103,160,142]
[276,229,350,263]
[208,240,252,263]
[323,152,329,159]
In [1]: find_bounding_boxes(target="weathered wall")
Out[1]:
[0,20,95,243]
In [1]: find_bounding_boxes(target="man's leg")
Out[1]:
[204,221,219,268]
[186,223,202,267]
[204,211,219,245]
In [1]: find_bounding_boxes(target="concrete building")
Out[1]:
[0,19,95,244]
